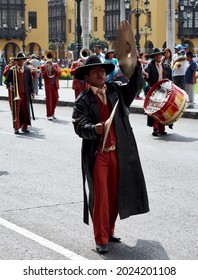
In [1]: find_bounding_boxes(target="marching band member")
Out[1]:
[30,54,41,95]
[144,48,172,136]
[72,55,149,254]
[3,57,17,109]
[70,56,89,99]
[5,52,35,134]
[41,51,61,120]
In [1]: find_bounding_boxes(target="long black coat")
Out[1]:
[72,65,149,225]
[144,59,172,90]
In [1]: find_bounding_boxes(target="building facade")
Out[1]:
[1,0,198,63]
[0,0,48,62]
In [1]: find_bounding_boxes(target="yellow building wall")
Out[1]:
[65,0,105,49]
[91,1,105,40]
[1,0,48,58]
[26,0,49,53]
[146,0,166,49]
[65,0,75,47]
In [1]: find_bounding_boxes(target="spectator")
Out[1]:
[172,49,188,91]
[104,50,118,83]
[0,55,6,86]
[162,48,172,66]
[185,51,197,109]
[94,45,105,63]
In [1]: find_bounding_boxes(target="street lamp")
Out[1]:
[140,23,152,53]
[175,2,191,45]
[15,19,32,53]
[124,0,150,52]
[75,0,82,60]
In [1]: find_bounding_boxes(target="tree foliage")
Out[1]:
[66,36,108,52]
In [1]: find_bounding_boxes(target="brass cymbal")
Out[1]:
[115,20,137,77]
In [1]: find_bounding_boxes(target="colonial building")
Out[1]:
[0,0,48,62]
[0,0,198,62]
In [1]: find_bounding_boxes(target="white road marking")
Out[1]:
[0,130,44,141]
[0,217,87,260]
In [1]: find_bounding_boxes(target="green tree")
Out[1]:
[89,36,108,52]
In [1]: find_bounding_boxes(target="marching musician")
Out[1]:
[72,55,149,254]
[144,48,172,136]
[30,54,40,95]
[5,52,35,134]
[3,56,17,109]
[41,51,61,120]
[70,55,89,99]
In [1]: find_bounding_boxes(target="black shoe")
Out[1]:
[109,235,121,242]
[159,131,167,135]
[152,131,159,136]
[14,129,19,134]
[96,244,109,254]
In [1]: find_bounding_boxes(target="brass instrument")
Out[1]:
[80,48,91,61]
[115,20,137,77]
[13,66,20,100]
[11,66,20,125]
[44,50,55,78]
[173,55,186,71]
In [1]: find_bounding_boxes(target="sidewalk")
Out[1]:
[1,80,198,119]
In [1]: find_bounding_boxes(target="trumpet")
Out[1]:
[43,50,55,78]
[13,66,20,101]
[80,48,91,61]
[10,66,20,125]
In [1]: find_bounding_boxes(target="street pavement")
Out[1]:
[0,101,198,261]
[0,79,198,119]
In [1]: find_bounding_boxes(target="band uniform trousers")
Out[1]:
[13,91,29,130]
[93,148,118,245]
[153,119,165,132]
[92,95,119,245]
[45,79,59,117]
[14,73,29,130]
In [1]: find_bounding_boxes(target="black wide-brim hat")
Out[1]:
[74,55,115,80]
[149,48,165,58]
[14,52,28,60]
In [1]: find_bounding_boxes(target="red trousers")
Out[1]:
[153,120,165,132]
[13,93,29,130]
[93,150,118,245]
[45,83,59,117]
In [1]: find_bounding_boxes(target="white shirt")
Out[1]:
[95,52,105,63]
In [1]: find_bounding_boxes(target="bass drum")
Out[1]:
[144,79,188,125]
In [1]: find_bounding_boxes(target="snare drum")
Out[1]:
[143,79,188,125]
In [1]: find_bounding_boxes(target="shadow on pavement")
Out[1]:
[94,239,170,260]
[0,171,9,176]
[16,127,45,140]
[154,133,198,143]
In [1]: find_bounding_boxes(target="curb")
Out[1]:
[1,96,198,119]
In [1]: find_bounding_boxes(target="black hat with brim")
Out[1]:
[14,52,28,60]
[149,48,165,58]
[74,55,115,80]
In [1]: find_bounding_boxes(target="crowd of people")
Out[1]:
[2,50,61,133]
[1,43,197,136]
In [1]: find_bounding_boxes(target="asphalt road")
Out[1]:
[0,100,198,260]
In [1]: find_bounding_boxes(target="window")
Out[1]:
[68,19,72,33]
[94,17,98,32]
[29,12,37,28]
